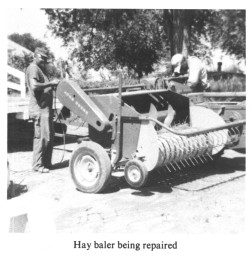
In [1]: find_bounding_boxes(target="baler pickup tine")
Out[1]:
[198,156,205,164]
[184,159,191,167]
[164,164,172,173]
[230,127,235,134]
[202,155,208,162]
[207,153,213,160]
[170,163,178,171]
[189,158,196,166]
[180,160,186,168]
[175,162,181,170]
[234,126,240,135]
[193,157,199,164]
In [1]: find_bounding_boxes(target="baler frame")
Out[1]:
[55,76,246,193]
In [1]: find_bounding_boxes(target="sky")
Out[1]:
[7,8,69,59]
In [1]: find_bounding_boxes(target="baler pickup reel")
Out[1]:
[56,78,246,193]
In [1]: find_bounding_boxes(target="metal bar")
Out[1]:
[188,92,246,98]
[54,132,65,138]
[115,88,168,97]
[140,117,245,137]
[112,73,123,165]
[83,84,146,93]
[56,80,111,131]
[203,101,243,105]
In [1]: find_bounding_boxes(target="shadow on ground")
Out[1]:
[8,119,245,197]
[51,160,69,170]
[7,181,28,199]
[104,154,245,196]
[8,119,80,153]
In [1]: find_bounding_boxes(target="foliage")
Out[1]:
[162,10,212,56]
[8,49,32,72]
[75,77,140,90]
[8,32,62,80]
[8,33,55,60]
[43,62,62,79]
[209,74,245,92]
[207,10,245,58]
[44,9,163,78]
[44,9,245,81]
[166,10,246,60]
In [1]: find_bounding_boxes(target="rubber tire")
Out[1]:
[124,159,149,189]
[70,141,111,193]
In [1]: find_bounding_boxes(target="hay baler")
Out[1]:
[56,77,246,193]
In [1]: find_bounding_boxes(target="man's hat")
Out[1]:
[34,47,49,58]
[171,53,184,73]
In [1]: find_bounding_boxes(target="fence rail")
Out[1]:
[7,65,26,98]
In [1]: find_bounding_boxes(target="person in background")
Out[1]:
[25,47,60,173]
[171,53,211,92]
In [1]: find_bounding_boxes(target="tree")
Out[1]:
[44,9,245,79]
[162,9,246,61]
[162,10,213,57]
[8,33,55,60]
[8,49,32,71]
[44,9,163,78]
[207,10,245,58]
[8,33,59,79]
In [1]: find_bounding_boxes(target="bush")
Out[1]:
[209,75,245,92]
[74,77,140,89]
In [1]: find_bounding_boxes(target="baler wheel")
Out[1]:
[70,141,111,193]
[124,159,149,189]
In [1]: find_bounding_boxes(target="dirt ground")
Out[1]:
[7,120,246,233]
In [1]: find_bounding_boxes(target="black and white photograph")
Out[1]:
[2,4,251,256]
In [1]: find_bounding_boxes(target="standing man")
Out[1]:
[26,47,60,173]
[171,53,210,92]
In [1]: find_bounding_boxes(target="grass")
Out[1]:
[7,70,246,98]
[208,74,245,92]
[74,77,140,89]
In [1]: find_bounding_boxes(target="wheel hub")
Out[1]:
[128,166,141,183]
[75,155,99,186]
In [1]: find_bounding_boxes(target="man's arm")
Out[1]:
[28,77,59,91]
[27,65,60,91]
[167,74,188,83]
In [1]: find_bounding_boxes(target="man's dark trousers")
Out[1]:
[32,109,54,171]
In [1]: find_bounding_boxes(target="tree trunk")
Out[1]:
[163,10,191,58]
